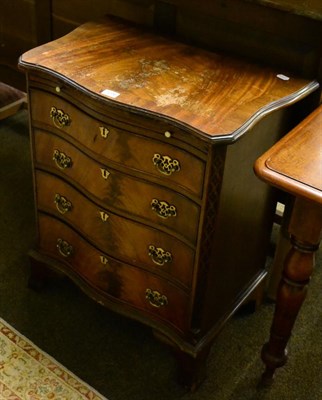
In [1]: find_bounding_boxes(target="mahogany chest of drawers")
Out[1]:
[19,16,320,390]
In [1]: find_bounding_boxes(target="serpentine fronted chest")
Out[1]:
[19,16,320,390]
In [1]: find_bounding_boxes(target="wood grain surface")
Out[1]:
[20,16,318,139]
[254,105,322,203]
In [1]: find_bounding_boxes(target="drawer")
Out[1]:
[30,89,205,197]
[33,130,200,244]
[37,213,190,333]
[35,170,195,288]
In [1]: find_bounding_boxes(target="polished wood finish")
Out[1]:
[21,17,318,139]
[50,0,322,79]
[254,104,322,384]
[19,17,320,390]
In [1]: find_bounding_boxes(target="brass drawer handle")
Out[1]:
[53,149,73,170]
[50,106,71,128]
[152,153,180,176]
[56,238,73,257]
[54,193,72,214]
[99,126,110,138]
[148,245,172,266]
[145,288,168,308]
[151,199,177,219]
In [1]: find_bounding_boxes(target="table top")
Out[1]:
[19,16,318,142]
[254,104,322,204]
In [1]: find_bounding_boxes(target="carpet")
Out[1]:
[0,318,108,400]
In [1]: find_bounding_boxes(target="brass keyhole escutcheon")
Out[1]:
[99,211,109,222]
[100,168,110,179]
[100,255,109,265]
[99,126,110,138]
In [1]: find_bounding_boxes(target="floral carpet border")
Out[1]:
[0,317,108,400]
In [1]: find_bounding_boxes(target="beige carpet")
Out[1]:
[0,317,107,400]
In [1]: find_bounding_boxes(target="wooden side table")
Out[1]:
[254,104,322,384]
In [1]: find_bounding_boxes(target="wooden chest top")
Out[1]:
[19,16,318,141]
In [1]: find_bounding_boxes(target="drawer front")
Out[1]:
[33,130,200,244]
[37,213,190,332]
[30,89,205,197]
[35,171,195,288]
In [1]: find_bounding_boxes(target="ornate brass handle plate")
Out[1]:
[148,245,172,266]
[152,153,180,176]
[53,149,73,170]
[54,193,72,214]
[145,288,168,308]
[50,106,71,129]
[56,238,73,257]
[151,199,177,219]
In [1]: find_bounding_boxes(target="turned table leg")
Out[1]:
[261,197,322,384]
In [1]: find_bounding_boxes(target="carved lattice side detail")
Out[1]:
[191,146,227,332]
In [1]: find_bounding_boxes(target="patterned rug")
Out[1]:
[0,318,108,400]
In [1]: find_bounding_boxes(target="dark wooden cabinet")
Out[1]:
[19,15,320,390]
